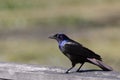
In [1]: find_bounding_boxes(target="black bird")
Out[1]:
[49,33,113,73]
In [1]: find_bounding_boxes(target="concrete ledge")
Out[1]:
[0,62,119,80]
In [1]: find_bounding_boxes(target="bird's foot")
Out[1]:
[65,71,69,74]
[76,69,80,72]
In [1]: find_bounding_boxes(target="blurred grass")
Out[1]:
[0,0,120,71]
[0,0,120,29]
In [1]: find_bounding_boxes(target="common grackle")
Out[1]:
[49,33,113,73]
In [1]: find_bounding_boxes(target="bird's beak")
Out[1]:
[48,35,56,39]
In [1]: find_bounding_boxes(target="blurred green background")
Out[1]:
[0,0,120,71]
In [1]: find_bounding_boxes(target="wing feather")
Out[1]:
[64,41,102,61]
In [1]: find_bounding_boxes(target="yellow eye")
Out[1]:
[60,35,63,39]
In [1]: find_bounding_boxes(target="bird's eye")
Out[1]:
[60,35,63,39]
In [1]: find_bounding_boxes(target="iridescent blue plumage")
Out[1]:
[59,40,68,52]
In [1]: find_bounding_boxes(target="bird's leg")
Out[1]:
[76,63,84,72]
[65,63,75,73]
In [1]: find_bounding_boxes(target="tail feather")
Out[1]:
[87,58,113,71]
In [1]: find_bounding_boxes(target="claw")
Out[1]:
[65,71,69,74]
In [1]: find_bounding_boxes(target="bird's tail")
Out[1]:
[87,58,113,71]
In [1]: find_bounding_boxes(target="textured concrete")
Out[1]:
[0,62,119,80]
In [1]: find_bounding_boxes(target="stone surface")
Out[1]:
[0,62,119,80]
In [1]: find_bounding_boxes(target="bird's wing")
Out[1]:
[64,41,102,61]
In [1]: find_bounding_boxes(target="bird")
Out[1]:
[49,33,113,73]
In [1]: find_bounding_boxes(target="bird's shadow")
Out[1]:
[64,69,107,74]
[78,69,103,73]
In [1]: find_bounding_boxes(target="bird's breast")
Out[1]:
[59,40,68,52]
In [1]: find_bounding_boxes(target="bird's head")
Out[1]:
[49,33,69,42]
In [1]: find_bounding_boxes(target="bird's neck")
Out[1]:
[58,39,68,44]
[58,40,68,51]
